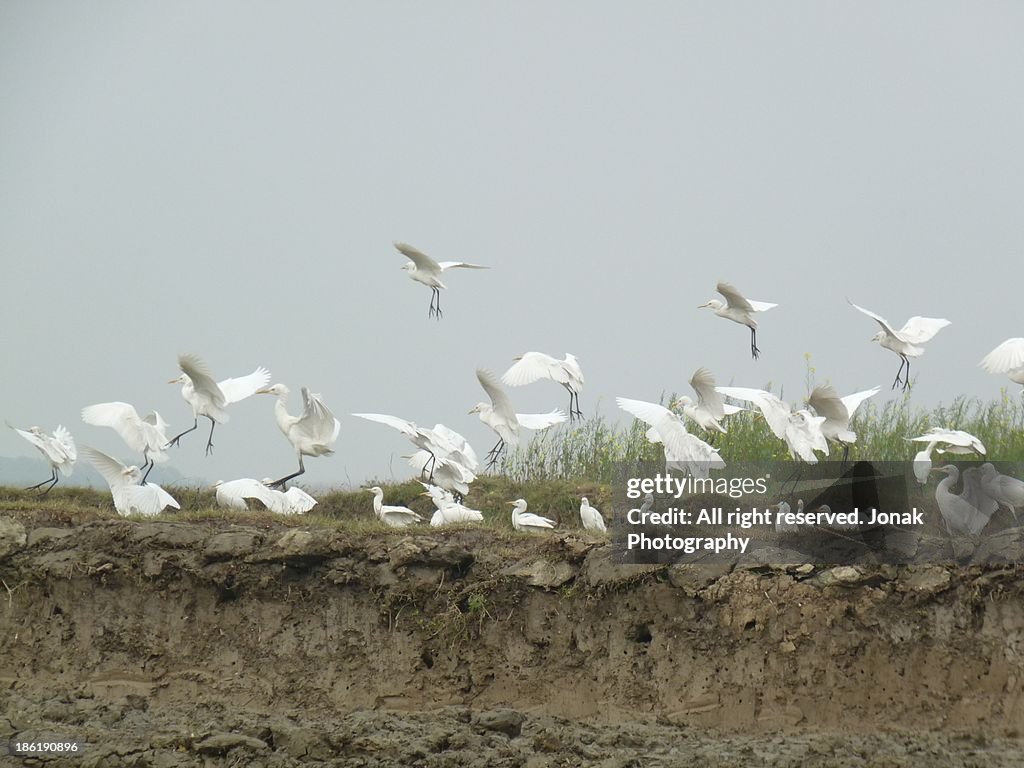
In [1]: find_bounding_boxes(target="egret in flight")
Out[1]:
[674,367,744,436]
[508,498,556,533]
[806,384,881,466]
[979,338,1024,391]
[698,282,777,360]
[257,384,341,488]
[81,402,170,483]
[717,387,829,464]
[353,413,477,483]
[469,368,567,468]
[83,446,180,517]
[393,241,489,319]
[8,423,76,493]
[167,354,271,454]
[909,428,986,488]
[616,396,724,478]
[502,352,585,421]
[848,300,951,391]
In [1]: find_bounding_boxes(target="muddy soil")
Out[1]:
[2,510,1024,766]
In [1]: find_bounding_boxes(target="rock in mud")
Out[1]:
[0,516,27,559]
[473,709,525,738]
[502,557,577,589]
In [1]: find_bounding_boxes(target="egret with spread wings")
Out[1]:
[81,402,170,483]
[698,282,778,360]
[848,300,950,391]
[501,352,585,421]
[257,384,341,488]
[8,423,76,493]
[393,241,489,319]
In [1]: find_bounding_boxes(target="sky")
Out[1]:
[2,2,1023,488]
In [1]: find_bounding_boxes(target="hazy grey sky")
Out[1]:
[2,2,1023,487]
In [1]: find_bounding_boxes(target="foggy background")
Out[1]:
[2,2,1022,488]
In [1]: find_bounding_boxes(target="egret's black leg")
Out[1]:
[269,457,306,489]
[902,357,912,392]
[841,444,850,470]
[420,452,438,482]
[141,456,155,484]
[167,418,198,448]
[205,417,217,455]
[435,288,443,320]
[485,439,505,470]
[42,472,59,495]
[750,328,761,360]
[26,467,57,492]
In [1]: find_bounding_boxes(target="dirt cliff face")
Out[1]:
[2,511,1024,766]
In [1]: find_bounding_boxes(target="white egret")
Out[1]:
[912,442,936,487]
[579,497,607,533]
[698,282,778,360]
[616,397,724,478]
[8,423,76,493]
[167,354,271,454]
[979,338,1024,390]
[807,384,881,465]
[501,352,585,421]
[258,384,341,488]
[979,464,1024,522]
[213,478,318,515]
[716,387,829,464]
[508,498,556,533]
[420,483,484,526]
[673,367,744,435]
[469,368,567,468]
[353,413,476,483]
[405,451,477,497]
[83,446,180,517]
[909,428,986,457]
[393,241,489,319]
[81,402,170,483]
[366,486,423,527]
[848,300,951,391]
[771,501,800,533]
[930,465,998,536]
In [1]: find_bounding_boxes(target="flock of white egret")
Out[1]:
[7,243,1024,536]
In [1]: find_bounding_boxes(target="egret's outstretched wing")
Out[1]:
[476,369,518,423]
[689,367,726,420]
[283,487,318,514]
[516,410,567,431]
[82,446,133,489]
[910,428,985,453]
[808,385,847,424]
[178,354,227,407]
[563,354,585,387]
[394,242,440,271]
[716,387,790,440]
[980,338,1024,374]
[216,478,280,510]
[352,412,419,438]
[897,316,951,345]
[10,425,50,458]
[218,366,272,404]
[848,300,897,337]
[298,388,341,446]
[438,261,489,271]
[122,483,180,516]
[51,425,77,471]
[717,282,776,312]
[839,387,880,419]
[501,352,562,387]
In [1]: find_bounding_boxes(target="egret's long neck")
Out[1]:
[372,491,383,515]
[273,395,291,434]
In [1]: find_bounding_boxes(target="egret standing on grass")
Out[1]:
[257,384,341,488]
[579,497,607,533]
[508,498,556,533]
[469,368,567,468]
[81,402,170,483]
[366,486,423,527]
[8,423,76,493]
[979,338,1024,391]
[167,354,271,454]
[501,352,585,421]
[848,301,951,391]
[698,282,777,360]
[393,242,489,319]
[807,384,881,466]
